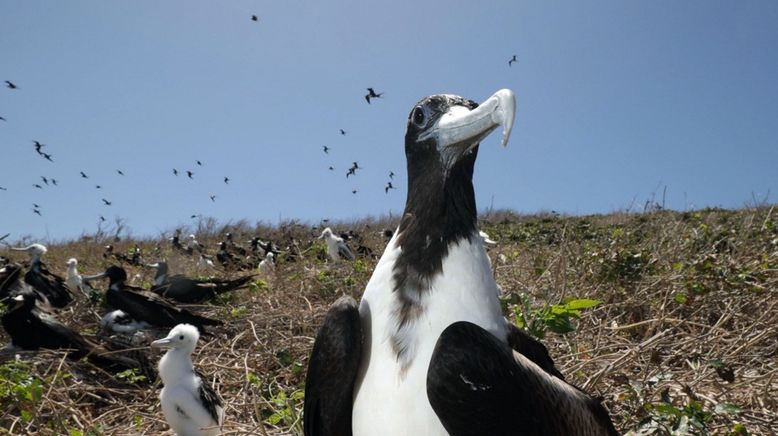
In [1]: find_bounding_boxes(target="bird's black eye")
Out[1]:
[412,107,425,126]
[179,335,184,340]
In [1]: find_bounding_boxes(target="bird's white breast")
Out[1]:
[352,233,507,435]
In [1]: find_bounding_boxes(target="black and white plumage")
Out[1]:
[2,291,144,371]
[152,324,224,436]
[317,227,355,261]
[304,89,617,435]
[10,244,74,308]
[100,309,151,333]
[148,261,255,303]
[84,266,222,333]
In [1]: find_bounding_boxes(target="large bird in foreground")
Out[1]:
[84,266,222,333]
[304,89,617,436]
[148,261,256,303]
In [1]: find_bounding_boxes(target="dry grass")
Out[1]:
[1,206,776,435]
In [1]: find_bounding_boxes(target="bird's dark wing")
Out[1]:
[303,296,362,436]
[195,369,223,425]
[427,321,618,436]
[364,95,370,104]
[506,323,565,380]
[109,287,220,330]
[337,242,355,261]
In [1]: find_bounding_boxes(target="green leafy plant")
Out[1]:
[513,295,602,339]
[116,368,146,384]
[0,361,44,423]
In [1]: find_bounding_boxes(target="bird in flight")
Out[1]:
[224,177,230,184]
[346,168,356,178]
[117,169,124,176]
[42,153,54,162]
[102,199,112,206]
[33,141,45,154]
[80,171,88,179]
[339,129,347,135]
[186,171,194,179]
[33,203,40,209]
[51,179,58,186]
[352,189,358,194]
[328,166,334,171]
[508,55,517,67]
[196,160,202,166]
[385,182,396,194]
[0,186,7,191]
[95,185,102,189]
[41,176,49,186]
[323,146,329,154]
[251,15,258,21]
[33,209,42,216]
[0,116,5,121]
[209,195,216,202]
[365,87,383,104]
[33,184,43,189]
[389,171,395,179]
[5,80,17,89]
[173,168,179,176]
[100,215,106,222]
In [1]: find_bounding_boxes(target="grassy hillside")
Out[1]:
[1,206,776,435]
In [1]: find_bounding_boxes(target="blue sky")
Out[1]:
[1,0,776,240]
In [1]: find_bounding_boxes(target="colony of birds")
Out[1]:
[3,59,777,435]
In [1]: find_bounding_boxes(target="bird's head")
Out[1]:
[151,323,200,354]
[318,228,333,240]
[66,258,78,267]
[405,89,515,178]
[10,243,48,258]
[82,265,127,285]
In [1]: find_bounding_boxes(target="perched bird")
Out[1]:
[149,261,255,303]
[0,263,32,300]
[323,145,329,154]
[2,291,147,371]
[508,54,517,66]
[152,324,224,436]
[365,87,383,104]
[83,266,222,333]
[65,258,87,296]
[187,170,194,179]
[102,199,112,206]
[317,227,355,262]
[339,129,347,135]
[197,254,216,270]
[117,169,124,176]
[304,89,617,435]
[173,168,179,176]
[10,244,73,308]
[186,234,201,255]
[251,14,258,21]
[5,80,17,89]
[258,252,275,275]
[80,171,88,178]
[224,177,230,184]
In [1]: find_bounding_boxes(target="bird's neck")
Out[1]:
[158,349,195,384]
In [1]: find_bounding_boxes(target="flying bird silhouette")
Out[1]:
[51,179,58,186]
[33,203,40,208]
[95,185,102,189]
[352,189,358,194]
[117,169,124,176]
[209,195,216,202]
[323,146,329,154]
[365,87,383,104]
[33,141,45,154]
[389,171,395,179]
[196,160,202,166]
[100,215,106,222]
[80,172,88,179]
[186,171,194,179]
[224,177,230,184]
[5,81,17,89]
[385,182,396,194]
[33,209,42,216]
[41,176,49,186]
[173,168,179,176]
[42,153,53,162]
[0,186,7,191]
[33,184,43,189]
[508,54,517,67]
[339,129,347,135]
[328,166,334,171]
[0,116,5,121]
[102,199,112,206]
[346,167,356,178]
[251,14,258,21]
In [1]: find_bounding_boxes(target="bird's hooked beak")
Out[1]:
[420,88,516,156]
[150,336,174,349]
[146,263,160,269]
[81,271,108,282]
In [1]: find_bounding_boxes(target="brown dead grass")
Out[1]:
[1,206,776,435]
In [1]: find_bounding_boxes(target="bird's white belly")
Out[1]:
[352,236,506,436]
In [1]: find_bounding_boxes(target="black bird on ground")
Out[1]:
[304,89,617,435]
[84,266,222,333]
[339,129,347,135]
[365,87,383,104]
[9,244,73,308]
[186,170,194,179]
[147,261,256,303]
[42,153,53,162]
[1,291,150,372]
[33,140,45,154]
[5,80,17,89]
[80,171,88,178]
[173,168,179,176]
[102,199,112,206]
[224,177,230,184]
[323,145,329,154]
[508,54,518,66]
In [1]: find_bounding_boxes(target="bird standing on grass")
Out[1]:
[317,227,355,261]
[65,258,87,296]
[152,324,224,436]
[304,89,617,436]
